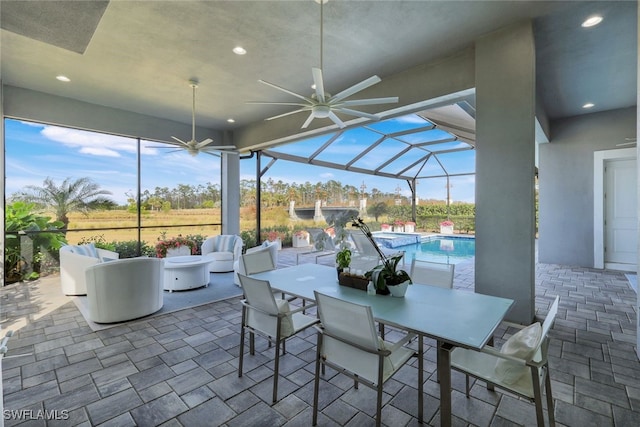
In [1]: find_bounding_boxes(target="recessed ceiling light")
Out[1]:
[582,15,603,28]
[232,46,246,55]
[227,118,235,123]
[583,102,595,109]
[56,75,71,82]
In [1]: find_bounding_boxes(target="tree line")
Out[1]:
[9,177,469,228]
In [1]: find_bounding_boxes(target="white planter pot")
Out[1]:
[440,225,454,235]
[388,280,410,297]
[292,235,310,248]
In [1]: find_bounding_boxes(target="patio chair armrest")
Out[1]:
[387,332,416,352]
[320,328,391,356]
[479,345,527,365]
[0,330,13,355]
[501,321,527,330]
[240,300,278,318]
[287,302,317,315]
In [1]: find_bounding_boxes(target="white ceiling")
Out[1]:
[1,1,637,143]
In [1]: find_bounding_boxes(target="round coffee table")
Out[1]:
[163,255,212,292]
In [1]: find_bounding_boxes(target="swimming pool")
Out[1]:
[372,232,421,248]
[400,236,475,265]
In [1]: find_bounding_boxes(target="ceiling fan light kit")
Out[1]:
[249,0,398,129]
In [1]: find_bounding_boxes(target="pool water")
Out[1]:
[400,236,475,265]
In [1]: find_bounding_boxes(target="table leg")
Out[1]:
[418,335,423,423]
[437,341,454,427]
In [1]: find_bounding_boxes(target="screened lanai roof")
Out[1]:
[261,103,476,182]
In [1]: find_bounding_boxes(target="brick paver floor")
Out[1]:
[0,246,638,426]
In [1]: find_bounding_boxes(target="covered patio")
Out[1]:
[1,247,637,426]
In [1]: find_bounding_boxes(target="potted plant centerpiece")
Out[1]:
[351,217,412,296]
[336,247,351,274]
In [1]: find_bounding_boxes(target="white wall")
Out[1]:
[539,107,636,267]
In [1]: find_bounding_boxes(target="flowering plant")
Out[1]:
[351,217,411,292]
[405,221,416,226]
[265,230,281,241]
[155,236,197,258]
[324,227,336,238]
[394,220,405,226]
[294,230,309,238]
[440,220,454,227]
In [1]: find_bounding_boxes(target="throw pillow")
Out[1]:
[215,235,237,253]
[69,243,99,259]
[494,322,542,384]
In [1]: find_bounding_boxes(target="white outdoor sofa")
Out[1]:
[60,243,119,295]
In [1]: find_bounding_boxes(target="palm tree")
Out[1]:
[13,177,113,229]
[368,202,388,222]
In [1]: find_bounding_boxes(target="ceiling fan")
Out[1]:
[248,0,398,129]
[150,79,236,157]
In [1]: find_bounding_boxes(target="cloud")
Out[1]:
[79,146,121,157]
[320,172,334,178]
[40,125,159,157]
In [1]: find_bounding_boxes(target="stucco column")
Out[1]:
[221,150,240,236]
[475,22,536,323]
[636,1,640,359]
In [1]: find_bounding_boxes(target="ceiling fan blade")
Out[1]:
[301,111,316,129]
[208,145,236,150]
[336,108,380,121]
[146,145,176,149]
[258,80,314,103]
[265,106,312,121]
[247,101,310,107]
[166,148,186,154]
[200,150,221,157]
[171,136,188,146]
[328,111,346,128]
[312,67,325,103]
[195,138,214,149]
[147,140,185,148]
[331,75,382,103]
[339,97,399,107]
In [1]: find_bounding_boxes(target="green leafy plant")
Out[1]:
[336,248,352,270]
[351,217,411,292]
[5,201,67,283]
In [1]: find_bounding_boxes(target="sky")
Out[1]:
[4,118,475,205]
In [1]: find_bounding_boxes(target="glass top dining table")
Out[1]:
[251,263,514,427]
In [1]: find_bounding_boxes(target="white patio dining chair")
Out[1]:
[237,274,319,404]
[312,291,422,427]
[409,259,455,288]
[240,248,298,304]
[407,259,455,380]
[349,231,404,263]
[450,296,560,427]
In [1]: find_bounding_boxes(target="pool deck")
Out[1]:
[0,244,638,426]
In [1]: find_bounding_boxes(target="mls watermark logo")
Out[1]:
[4,410,69,421]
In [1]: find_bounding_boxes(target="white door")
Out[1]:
[604,158,637,266]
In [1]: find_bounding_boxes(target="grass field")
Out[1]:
[65,208,224,246]
[64,206,316,246]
